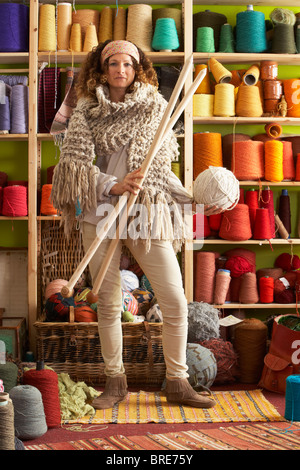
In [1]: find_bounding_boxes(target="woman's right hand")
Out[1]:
[109,168,144,196]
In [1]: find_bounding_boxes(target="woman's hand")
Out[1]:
[109,168,144,196]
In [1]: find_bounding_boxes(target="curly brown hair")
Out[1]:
[75,40,158,99]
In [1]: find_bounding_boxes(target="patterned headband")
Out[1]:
[101,40,140,64]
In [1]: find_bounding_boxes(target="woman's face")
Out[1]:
[106,53,136,91]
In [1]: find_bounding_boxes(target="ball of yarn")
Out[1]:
[9,385,47,440]
[224,248,256,273]
[233,318,268,383]
[140,274,153,293]
[132,288,153,315]
[193,166,239,212]
[121,269,139,292]
[45,279,68,300]
[186,343,217,389]
[146,304,163,323]
[74,304,97,322]
[274,288,296,304]
[200,338,239,384]
[44,293,76,321]
[187,302,220,343]
[23,369,61,428]
[275,253,300,272]
[0,362,18,392]
[225,256,253,278]
[122,310,134,322]
[122,289,139,315]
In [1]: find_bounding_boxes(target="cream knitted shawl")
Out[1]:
[51,82,188,251]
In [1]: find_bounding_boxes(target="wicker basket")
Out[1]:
[34,308,165,386]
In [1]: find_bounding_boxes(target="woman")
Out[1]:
[51,39,215,410]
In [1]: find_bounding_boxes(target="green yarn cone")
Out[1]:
[219,23,235,53]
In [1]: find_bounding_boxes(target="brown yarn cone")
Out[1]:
[233,318,267,383]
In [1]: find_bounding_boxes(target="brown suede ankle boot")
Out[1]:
[165,378,216,409]
[92,375,128,410]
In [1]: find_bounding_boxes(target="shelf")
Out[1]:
[238,181,300,187]
[195,239,300,245]
[37,216,61,220]
[0,53,29,65]
[38,51,185,65]
[194,52,300,65]
[0,216,28,220]
[193,116,300,125]
[0,134,28,141]
[214,303,298,309]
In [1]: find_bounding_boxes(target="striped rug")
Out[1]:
[62,389,283,425]
[25,422,300,451]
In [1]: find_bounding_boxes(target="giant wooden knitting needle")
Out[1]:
[61,56,206,299]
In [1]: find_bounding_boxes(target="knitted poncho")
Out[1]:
[51,82,189,252]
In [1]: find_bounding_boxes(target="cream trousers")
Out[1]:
[82,221,189,379]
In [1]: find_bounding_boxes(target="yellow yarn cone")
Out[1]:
[83,24,98,52]
[99,6,113,43]
[209,57,232,84]
[69,23,82,52]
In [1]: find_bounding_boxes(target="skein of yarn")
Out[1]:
[232,140,264,180]
[236,84,263,117]
[193,133,223,178]
[219,204,252,241]
[253,208,273,240]
[278,189,291,235]
[235,6,267,53]
[282,141,295,181]
[9,385,48,440]
[23,366,61,428]
[0,361,18,392]
[0,397,15,450]
[126,4,152,52]
[265,140,284,182]
[245,189,259,233]
[259,188,276,238]
[194,251,216,304]
[214,269,231,305]
[38,4,56,52]
[233,318,268,383]
[2,185,27,217]
[221,133,251,171]
[194,64,211,94]
[213,83,235,117]
[239,273,259,304]
[259,276,274,303]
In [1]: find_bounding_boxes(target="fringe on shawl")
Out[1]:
[123,189,190,253]
[51,161,100,238]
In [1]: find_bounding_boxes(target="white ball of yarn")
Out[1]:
[193,166,239,212]
[121,270,139,292]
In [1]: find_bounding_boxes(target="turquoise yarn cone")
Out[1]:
[236,8,267,53]
[152,18,179,51]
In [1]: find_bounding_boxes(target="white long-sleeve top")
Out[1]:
[83,145,193,225]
